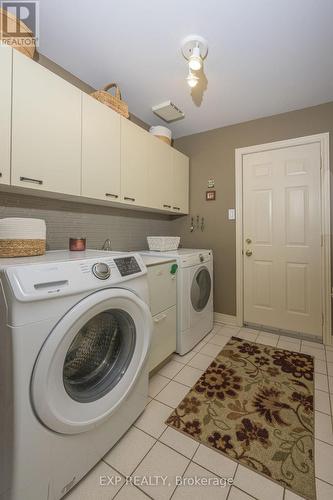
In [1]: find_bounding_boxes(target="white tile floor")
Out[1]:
[66,323,333,500]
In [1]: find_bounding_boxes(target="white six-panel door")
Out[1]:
[242,142,322,337]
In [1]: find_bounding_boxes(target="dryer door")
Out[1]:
[31,288,152,435]
[190,265,212,312]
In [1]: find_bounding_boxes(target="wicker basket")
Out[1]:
[147,236,180,252]
[90,83,129,118]
[0,239,46,257]
[0,7,36,59]
[0,218,46,257]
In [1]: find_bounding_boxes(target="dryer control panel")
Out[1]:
[179,250,212,268]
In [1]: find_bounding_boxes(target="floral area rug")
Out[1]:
[166,336,315,500]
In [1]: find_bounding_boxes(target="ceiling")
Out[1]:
[38,0,333,138]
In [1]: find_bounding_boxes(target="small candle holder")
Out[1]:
[69,237,86,251]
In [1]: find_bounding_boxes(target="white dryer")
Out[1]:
[0,250,152,500]
[140,249,213,354]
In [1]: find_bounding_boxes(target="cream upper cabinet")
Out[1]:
[11,50,81,195]
[81,94,121,201]
[0,44,12,185]
[2,49,190,214]
[121,117,149,206]
[147,135,173,210]
[172,149,189,214]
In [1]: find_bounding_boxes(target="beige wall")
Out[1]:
[174,101,333,316]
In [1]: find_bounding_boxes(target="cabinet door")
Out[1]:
[11,50,81,195]
[147,135,173,211]
[0,44,12,185]
[173,150,189,214]
[147,262,177,315]
[82,94,121,201]
[149,306,177,372]
[121,117,148,206]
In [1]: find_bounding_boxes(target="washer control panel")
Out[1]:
[3,252,147,302]
[92,262,111,280]
[114,256,141,276]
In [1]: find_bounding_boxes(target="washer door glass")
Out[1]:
[191,267,211,312]
[63,309,135,403]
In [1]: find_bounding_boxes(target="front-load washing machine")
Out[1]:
[140,249,213,354]
[0,250,152,500]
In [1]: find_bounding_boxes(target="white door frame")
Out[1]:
[235,133,331,344]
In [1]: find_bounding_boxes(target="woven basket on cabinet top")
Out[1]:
[0,7,36,59]
[90,83,129,118]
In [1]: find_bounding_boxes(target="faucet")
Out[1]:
[102,239,112,251]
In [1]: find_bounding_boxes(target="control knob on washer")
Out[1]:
[92,262,111,280]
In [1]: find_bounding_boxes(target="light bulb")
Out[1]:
[186,71,199,88]
[188,46,202,71]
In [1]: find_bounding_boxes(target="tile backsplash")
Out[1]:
[0,193,177,251]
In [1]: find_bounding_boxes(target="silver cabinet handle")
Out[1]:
[105,193,119,198]
[173,207,180,211]
[124,196,135,202]
[20,176,43,185]
[163,204,171,209]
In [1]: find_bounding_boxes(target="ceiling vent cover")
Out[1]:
[152,101,185,122]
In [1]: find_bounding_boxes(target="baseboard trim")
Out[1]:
[214,313,238,326]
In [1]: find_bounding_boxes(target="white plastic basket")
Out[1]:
[147,236,180,252]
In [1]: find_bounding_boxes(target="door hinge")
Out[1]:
[322,313,325,328]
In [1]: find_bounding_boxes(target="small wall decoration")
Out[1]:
[206,190,216,201]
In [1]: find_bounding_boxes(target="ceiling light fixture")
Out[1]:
[188,44,202,71]
[181,34,208,89]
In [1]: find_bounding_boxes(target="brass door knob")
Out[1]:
[245,249,253,257]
